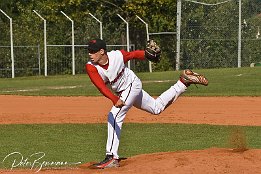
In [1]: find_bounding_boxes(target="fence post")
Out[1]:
[37,44,41,76]
[33,10,48,76]
[0,9,14,78]
[136,15,152,73]
[61,11,75,75]
[176,0,181,71]
[89,13,103,40]
[238,0,242,68]
[117,14,130,69]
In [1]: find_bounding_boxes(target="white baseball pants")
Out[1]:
[106,78,187,159]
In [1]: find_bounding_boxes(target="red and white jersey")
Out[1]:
[86,50,145,105]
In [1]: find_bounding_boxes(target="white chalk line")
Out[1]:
[1,85,83,93]
[1,80,174,93]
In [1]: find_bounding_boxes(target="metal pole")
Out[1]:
[176,0,182,71]
[38,44,41,75]
[117,14,130,69]
[0,9,14,78]
[33,10,48,76]
[72,20,75,74]
[238,0,242,68]
[100,22,103,40]
[257,26,260,39]
[136,15,152,73]
[89,13,103,39]
[43,20,47,76]
[61,11,75,75]
[136,15,149,41]
[10,18,14,78]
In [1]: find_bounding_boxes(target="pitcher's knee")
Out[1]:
[151,102,165,115]
[152,107,163,115]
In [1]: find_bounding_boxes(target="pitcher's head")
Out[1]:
[87,39,107,64]
[87,39,106,54]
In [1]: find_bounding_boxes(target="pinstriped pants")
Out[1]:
[106,78,187,159]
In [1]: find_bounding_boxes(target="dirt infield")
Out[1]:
[1,95,261,125]
[0,95,261,173]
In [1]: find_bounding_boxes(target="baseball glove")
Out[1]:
[145,39,161,63]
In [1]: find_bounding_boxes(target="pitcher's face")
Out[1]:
[88,49,105,63]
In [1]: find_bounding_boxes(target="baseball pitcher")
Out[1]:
[85,39,208,169]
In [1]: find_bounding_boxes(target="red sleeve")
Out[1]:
[120,50,145,63]
[85,64,119,105]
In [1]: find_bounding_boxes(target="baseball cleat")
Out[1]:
[180,69,208,86]
[90,155,119,169]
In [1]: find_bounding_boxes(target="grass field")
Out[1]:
[0,67,261,169]
[0,124,260,168]
[0,67,261,96]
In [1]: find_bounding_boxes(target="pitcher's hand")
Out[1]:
[115,99,125,108]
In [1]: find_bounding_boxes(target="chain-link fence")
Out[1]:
[46,45,130,75]
[0,45,40,78]
[179,0,261,69]
[1,1,260,78]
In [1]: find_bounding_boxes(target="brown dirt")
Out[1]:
[0,95,261,174]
